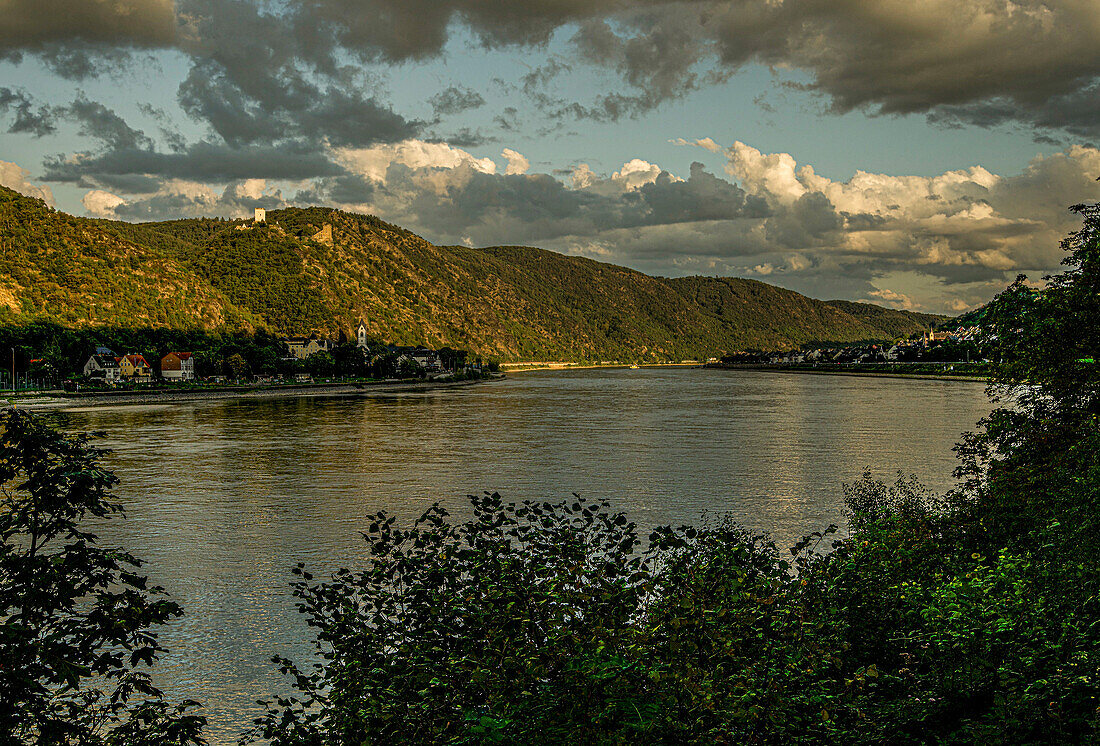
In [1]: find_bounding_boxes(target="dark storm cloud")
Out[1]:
[567,14,708,120]
[362,160,768,246]
[324,173,376,204]
[428,86,486,117]
[0,88,57,136]
[288,0,644,64]
[6,0,1100,147]
[172,0,421,148]
[0,0,176,52]
[178,63,418,147]
[929,82,1100,143]
[706,0,1100,139]
[68,97,155,150]
[306,139,1100,312]
[431,128,488,148]
[82,173,165,194]
[763,192,843,250]
[564,1,1100,134]
[634,163,768,225]
[9,0,1100,163]
[43,140,343,183]
[36,45,136,80]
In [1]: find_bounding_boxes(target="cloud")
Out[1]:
[502,148,530,175]
[312,137,1100,312]
[0,0,176,53]
[565,13,714,120]
[429,86,487,117]
[44,139,344,184]
[0,88,58,136]
[64,136,1100,312]
[867,287,917,311]
[639,0,1100,139]
[333,139,497,184]
[175,59,419,149]
[322,140,760,248]
[503,1,1100,136]
[82,178,288,221]
[4,0,1100,146]
[68,97,154,150]
[42,129,1100,311]
[0,161,55,204]
[81,188,126,216]
[711,0,1100,117]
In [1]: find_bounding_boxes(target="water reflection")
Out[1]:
[59,368,991,744]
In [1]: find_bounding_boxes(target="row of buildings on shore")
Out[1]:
[83,349,193,384]
[280,321,372,359]
[281,321,453,373]
[720,326,984,366]
[80,322,464,384]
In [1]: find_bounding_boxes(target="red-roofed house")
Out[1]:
[118,354,153,383]
[161,351,195,381]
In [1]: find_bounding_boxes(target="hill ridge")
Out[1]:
[0,186,945,361]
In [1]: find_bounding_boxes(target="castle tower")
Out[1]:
[254,207,266,224]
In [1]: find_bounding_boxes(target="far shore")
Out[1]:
[705,363,990,383]
[3,375,502,412]
[501,362,701,372]
[502,361,989,383]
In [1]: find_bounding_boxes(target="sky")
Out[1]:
[2,1,1100,314]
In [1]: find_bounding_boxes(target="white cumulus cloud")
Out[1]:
[502,148,530,175]
[0,161,54,205]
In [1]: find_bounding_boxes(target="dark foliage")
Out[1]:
[0,410,206,743]
[248,201,1100,744]
[0,321,292,381]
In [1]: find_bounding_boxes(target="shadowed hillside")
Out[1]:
[0,188,945,360]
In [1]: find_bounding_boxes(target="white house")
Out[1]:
[83,354,121,383]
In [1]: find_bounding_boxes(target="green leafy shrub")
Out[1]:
[0,410,206,743]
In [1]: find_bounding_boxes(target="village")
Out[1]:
[76,321,480,389]
[714,326,987,367]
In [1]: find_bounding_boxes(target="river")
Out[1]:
[55,367,991,743]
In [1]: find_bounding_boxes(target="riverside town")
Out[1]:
[3,320,488,394]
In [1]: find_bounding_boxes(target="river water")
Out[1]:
[55,367,991,743]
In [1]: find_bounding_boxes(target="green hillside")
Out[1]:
[0,187,946,360]
[824,299,944,339]
[0,188,258,329]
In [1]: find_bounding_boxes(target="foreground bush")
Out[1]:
[246,480,1100,745]
[250,199,1100,745]
[0,410,205,744]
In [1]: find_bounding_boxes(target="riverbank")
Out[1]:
[502,362,701,372]
[706,363,990,383]
[502,361,987,382]
[3,375,502,412]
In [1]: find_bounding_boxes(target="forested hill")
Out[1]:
[0,187,945,361]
